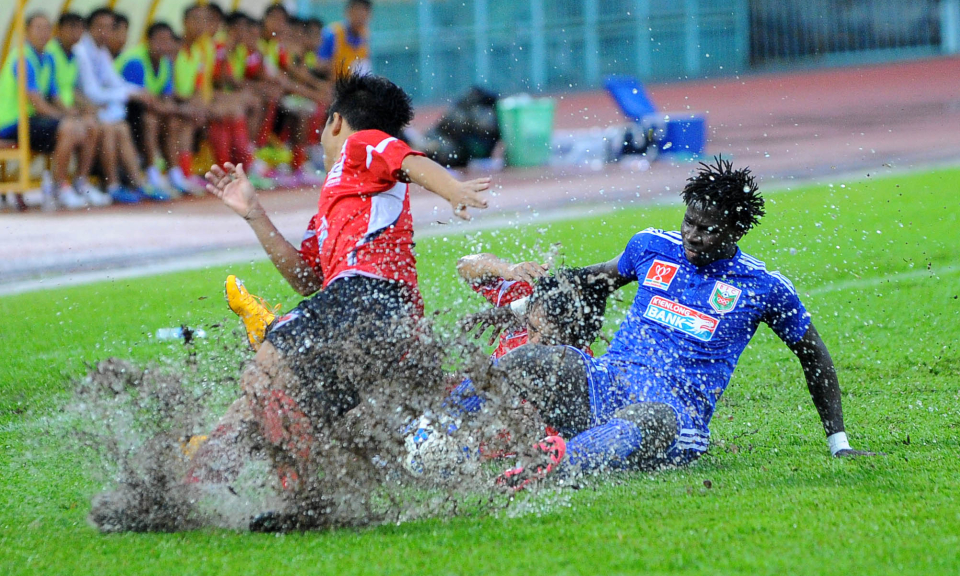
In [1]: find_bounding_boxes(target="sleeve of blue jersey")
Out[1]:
[13,60,40,93]
[121,60,146,87]
[44,55,59,97]
[318,30,335,60]
[763,274,811,345]
[616,229,655,280]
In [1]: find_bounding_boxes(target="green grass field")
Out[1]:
[2,166,959,575]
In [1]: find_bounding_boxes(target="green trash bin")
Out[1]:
[496,95,556,167]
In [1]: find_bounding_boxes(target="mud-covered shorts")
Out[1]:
[266,276,420,421]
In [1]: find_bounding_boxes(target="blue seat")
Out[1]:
[604,76,657,121]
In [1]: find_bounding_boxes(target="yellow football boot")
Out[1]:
[180,435,209,459]
[225,275,279,350]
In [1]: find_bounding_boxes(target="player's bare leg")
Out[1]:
[495,344,593,438]
[184,396,257,485]
[142,110,162,169]
[240,89,264,140]
[51,119,83,188]
[100,122,121,187]
[76,117,100,178]
[239,341,319,493]
[116,122,143,187]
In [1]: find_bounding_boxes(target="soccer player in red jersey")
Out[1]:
[456,253,545,358]
[194,73,488,520]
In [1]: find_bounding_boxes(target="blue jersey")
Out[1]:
[605,228,810,426]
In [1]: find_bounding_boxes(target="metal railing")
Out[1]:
[301,0,960,103]
[749,0,945,67]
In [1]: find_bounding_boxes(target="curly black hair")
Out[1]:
[328,72,414,139]
[680,155,765,232]
[529,268,611,350]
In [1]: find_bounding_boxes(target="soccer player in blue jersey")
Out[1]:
[494,157,877,489]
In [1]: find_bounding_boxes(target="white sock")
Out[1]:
[168,166,188,187]
[146,165,164,188]
[107,183,122,194]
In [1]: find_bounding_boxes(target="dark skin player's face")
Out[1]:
[680,203,744,267]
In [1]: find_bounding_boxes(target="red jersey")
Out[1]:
[472,277,534,359]
[299,130,424,294]
[472,276,596,359]
[243,48,265,80]
[211,41,234,89]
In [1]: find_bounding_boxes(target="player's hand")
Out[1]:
[205,163,261,220]
[459,306,521,345]
[834,448,884,458]
[449,177,491,220]
[503,261,548,284]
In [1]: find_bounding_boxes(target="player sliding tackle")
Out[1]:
[197,73,489,518]
[487,158,877,490]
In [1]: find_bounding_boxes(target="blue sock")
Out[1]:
[442,378,487,419]
[566,418,644,470]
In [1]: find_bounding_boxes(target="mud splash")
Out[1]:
[72,321,553,533]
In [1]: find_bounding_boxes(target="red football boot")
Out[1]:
[495,435,566,492]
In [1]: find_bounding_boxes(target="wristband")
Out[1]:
[510,297,529,316]
[827,432,850,455]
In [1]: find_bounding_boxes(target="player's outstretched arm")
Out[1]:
[457,253,548,285]
[788,323,879,458]
[205,163,323,296]
[583,254,633,292]
[401,155,489,220]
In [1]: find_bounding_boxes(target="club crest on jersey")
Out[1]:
[642,260,680,291]
[708,281,742,314]
[644,295,719,341]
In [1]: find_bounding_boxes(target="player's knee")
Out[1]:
[241,341,284,395]
[57,119,80,141]
[499,344,581,377]
[613,402,678,458]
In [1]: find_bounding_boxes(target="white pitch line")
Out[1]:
[1,158,958,297]
[0,204,618,297]
[805,263,960,296]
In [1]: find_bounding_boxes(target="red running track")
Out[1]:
[2,56,959,285]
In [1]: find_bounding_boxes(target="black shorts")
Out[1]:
[273,104,293,135]
[6,116,61,154]
[126,100,147,155]
[265,276,420,421]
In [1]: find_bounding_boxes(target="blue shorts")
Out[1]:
[568,347,709,466]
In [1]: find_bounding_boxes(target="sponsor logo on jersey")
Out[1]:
[643,295,719,341]
[642,259,680,290]
[709,281,742,314]
[325,150,346,188]
[316,215,329,248]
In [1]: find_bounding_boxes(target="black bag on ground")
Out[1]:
[421,87,500,168]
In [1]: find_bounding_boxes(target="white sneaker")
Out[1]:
[58,185,89,210]
[167,167,200,196]
[76,179,113,207]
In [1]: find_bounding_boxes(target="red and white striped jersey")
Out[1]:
[472,278,534,359]
[299,130,425,296]
[472,276,596,359]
